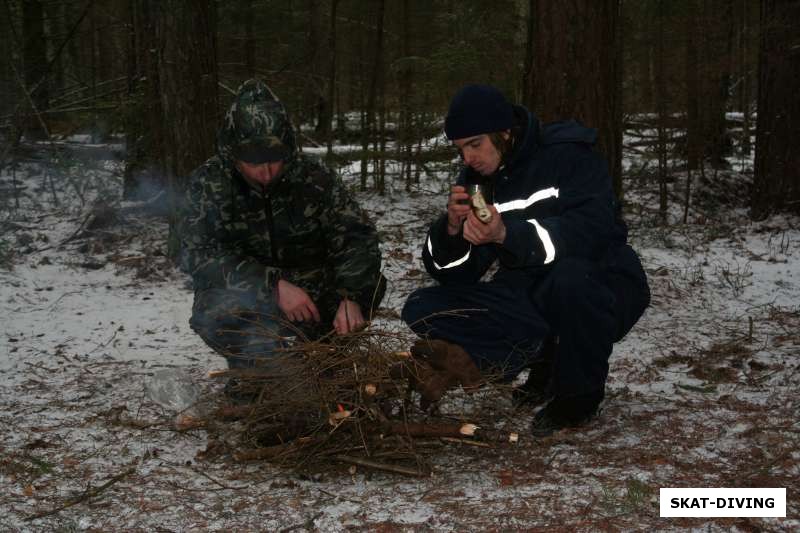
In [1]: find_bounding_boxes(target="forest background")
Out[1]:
[2,0,798,224]
[2,1,800,529]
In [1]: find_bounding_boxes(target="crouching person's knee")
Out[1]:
[190,288,284,368]
[401,286,453,336]
[401,288,427,330]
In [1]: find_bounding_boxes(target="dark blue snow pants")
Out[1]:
[401,244,650,399]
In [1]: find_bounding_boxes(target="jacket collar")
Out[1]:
[505,105,538,170]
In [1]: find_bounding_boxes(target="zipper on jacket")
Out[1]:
[262,189,279,265]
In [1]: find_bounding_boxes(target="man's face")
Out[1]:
[453,132,509,176]
[236,160,285,187]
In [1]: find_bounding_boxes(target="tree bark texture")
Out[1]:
[654,0,668,224]
[123,0,166,200]
[0,4,16,119]
[157,0,219,186]
[703,0,733,168]
[525,0,623,198]
[360,0,384,191]
[244,0,256,77]
[325,0,339,155]
[23,0,49,138]
[156,0,219,258]
[752,0,800,218]
[685,0,702,171]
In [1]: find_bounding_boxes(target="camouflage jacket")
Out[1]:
[180,80,384,319]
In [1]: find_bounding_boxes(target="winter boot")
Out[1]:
[410,339,484,390]
[530,390,604,438]
[513,335,557,408]
[512,358,553,408]
[389,356,458,410]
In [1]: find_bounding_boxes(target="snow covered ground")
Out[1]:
[1,141,798,531]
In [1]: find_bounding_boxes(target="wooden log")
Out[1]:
[333,455,429,477]
[382,421,519,444]
[440,436,493,448]
[381,421,474,438]
[234,436,318,462]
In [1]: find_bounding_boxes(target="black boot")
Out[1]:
[530,390,603,438]
[513,336,557,408]
[512,358,553,408]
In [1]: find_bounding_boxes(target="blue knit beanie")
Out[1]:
[444,84,514,140]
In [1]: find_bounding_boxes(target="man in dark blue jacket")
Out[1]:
[402,84,650,437]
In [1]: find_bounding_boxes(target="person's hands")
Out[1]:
[463,204,506,245]
[276,280,320,323]
[446,185,471,235]
[333,299,365,335]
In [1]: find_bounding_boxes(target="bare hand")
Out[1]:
[463,205,506,245]
[446,185,471,235]
[333,299,365,335]
[276,280,320,323]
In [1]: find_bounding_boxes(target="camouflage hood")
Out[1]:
[216,79,298,166]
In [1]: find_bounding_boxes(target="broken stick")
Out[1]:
[333,455,429,477]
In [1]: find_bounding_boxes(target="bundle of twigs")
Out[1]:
[203,327,520,476]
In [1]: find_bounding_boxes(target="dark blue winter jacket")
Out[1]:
[422,105,632,287]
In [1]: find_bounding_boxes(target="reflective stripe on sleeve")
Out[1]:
[527,219,556,264]
[495,187,559,213]
[427,235,472,270]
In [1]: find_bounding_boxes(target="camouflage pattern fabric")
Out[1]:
[189,288,287,368]
[180,79,385,356]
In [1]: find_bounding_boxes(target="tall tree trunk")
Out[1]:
[635,4,654,113]
[376,92,386,194]
[89,3,98,141]
[66,4,82,88]
[361,0,385,192]
[654,0,668,225]
[244,0,256,77]
[521,0,535,105]
[358,8,368,190]
[157,0,219,256]
[157,1,218,181]
[22,0,49,139]
[739,0,752,157]
[123,0,164,201]
[400,0,413,191]
[45,1,64,100]
[325,0,339,157]
[525,0,623,199]
[752,0,800,219]
[0,3,17,120]
[707,0,734,168]
[308,0,325,134]
[123,0,139,200]
[685,0,702,171]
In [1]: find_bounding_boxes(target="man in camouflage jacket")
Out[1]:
[181,79,385,368]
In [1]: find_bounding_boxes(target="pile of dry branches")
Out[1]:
[202,328,520,477]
